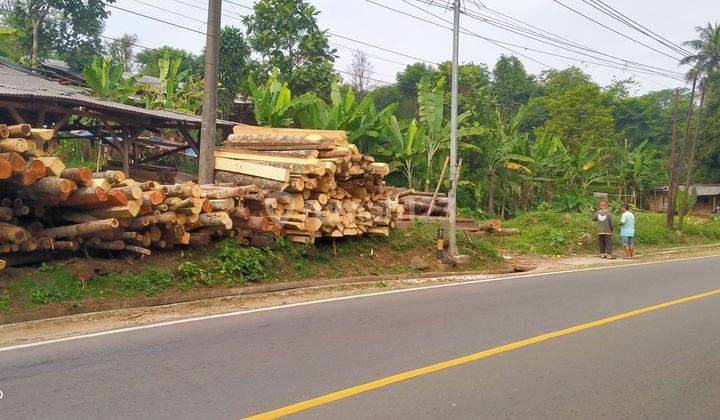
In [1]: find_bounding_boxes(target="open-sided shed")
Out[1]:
[0,59,235,176]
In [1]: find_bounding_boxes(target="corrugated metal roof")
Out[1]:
[650,185,720,196]
[0,60,235,127]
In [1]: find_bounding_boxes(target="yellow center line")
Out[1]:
[245,288,720,419]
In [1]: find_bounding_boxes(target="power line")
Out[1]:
[584,0,691,56]
[368,0,682,82]
[415,0,684,78]
[126,0,205,24]
[550,0,682,62]
[107,4,210,36]
[364,0,556,70]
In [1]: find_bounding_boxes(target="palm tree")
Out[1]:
[677,22,720,233]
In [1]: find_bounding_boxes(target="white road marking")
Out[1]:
[1,254,718,353]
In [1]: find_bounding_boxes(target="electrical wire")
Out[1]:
[414,0,684,78]
[550,0,682,61]
[584,0,691,55]
[367,0,682,83]
[107,4,210,36]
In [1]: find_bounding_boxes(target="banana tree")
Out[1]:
[417,75,473,191]
[615,140,659,205]
[382,116,425,189]
[247,68,316,127]
[477,108,533,216]
[138,54,203,114]
[83,56,137,102]
[297,82,397,154]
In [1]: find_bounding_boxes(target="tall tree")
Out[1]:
[105,33,137,72]
[0,0,114,68]
[491,55,532,123]
[541,66,591,97]
[211,26,251,118]
[535,82,615,149]
[677,22,720,232]
[243,0,337,97]
[396,62,439,97]
[347,49,374,98]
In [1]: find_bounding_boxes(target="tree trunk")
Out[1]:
[678,80,708,235]
[487,174,495,217]
[32,19,40,68]
[672,77,697,229]
[665,88,680,229]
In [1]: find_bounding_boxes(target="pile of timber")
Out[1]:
[389,188,519,236]
[393,189,448,216]
[214,126,402,244]
[0,123,263,269]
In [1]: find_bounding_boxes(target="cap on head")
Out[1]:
[599,201,608,209]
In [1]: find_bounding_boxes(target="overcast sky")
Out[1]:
[104,0,719,94]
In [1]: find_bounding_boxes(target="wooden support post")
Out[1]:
[7,107,25,124]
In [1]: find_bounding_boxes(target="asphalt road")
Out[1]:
[1,256,719,419]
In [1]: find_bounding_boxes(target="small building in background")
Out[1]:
[646,185,720,215]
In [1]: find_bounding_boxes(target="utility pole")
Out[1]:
[198,0,221,184]
[665,88,680,229]
[447,0,461,257]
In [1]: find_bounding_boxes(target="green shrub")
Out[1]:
[28,268,84,305]
[0,294,10,312]
[100,268,173,297]
[215,240,278,283]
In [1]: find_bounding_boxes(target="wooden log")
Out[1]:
[42,218,119,238]
[227,126,347,149]
[0,152,25,172]
[477,220,502,232]
[0,124,8,139]
[215,170,289,191]
[30,128,55,142]
[234,216,270,231]
[209,198,235,211]
[90,240,125,251]
[55,211,99,224]
[0,157,11,179]
[0,222,29,244]
[0,207,12,221]
[93,170,126,184]
[91,178,112,191]
[188,231,212,247]
[13,176,76,201]
[197,212,233,229]
[87,202,140,219]
[7,124,31,137]
[124,244,151,255]
[56,186,108,207]
[157,212,177,224]
[214,156,290,182]
[143,190,164,206]
[0,138,29,153]
[214,148,320,166]
[33,156,65,176]
[60,167,93,187]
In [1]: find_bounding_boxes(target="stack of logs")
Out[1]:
[394,189,448,217]
[214,126,402,244]
[0,123,266,269]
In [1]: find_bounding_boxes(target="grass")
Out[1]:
[495,210,720,255]
[2,209,718,316]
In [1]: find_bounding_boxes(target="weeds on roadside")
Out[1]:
[0,294,10,312]
[177,239,279,288]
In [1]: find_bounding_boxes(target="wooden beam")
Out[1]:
[7,107,26,124]
[138,145,192,164]
[214,156,290,182]
[214,148,321,165]
[51,114,72,133]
